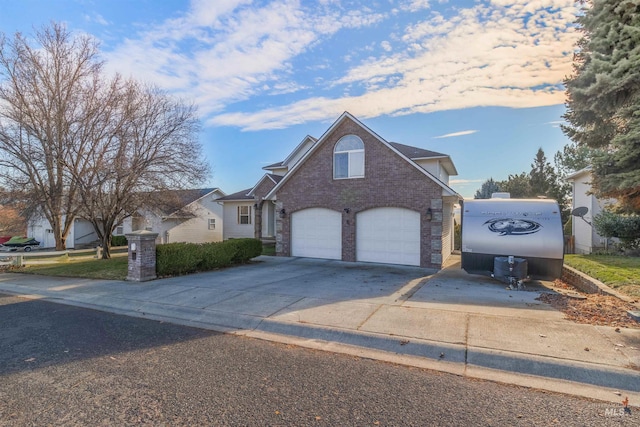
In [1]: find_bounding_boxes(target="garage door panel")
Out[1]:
[356,207,420,266]
[291,208,342,260]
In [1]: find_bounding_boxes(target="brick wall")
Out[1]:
[275,117,444,269]
[561,265,602,294]
[126,232,158,282]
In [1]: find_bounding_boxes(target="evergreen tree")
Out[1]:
[553,142,592,177]
[529,148,555,197]
[495,149,571,222]
[474,178,501,199]
[563,0,640,213]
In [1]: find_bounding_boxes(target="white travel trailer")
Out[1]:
[461,198,564,281]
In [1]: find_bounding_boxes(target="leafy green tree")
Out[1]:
[593,210,640,251]
[497,173,531,199]
[563,0,640,213]
[474,178,501,199]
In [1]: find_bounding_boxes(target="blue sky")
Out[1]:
[0,0,581,198]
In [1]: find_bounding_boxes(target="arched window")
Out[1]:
[333,135,364,179]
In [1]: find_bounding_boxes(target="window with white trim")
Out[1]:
[334,135,364,179]
[208,218,216,230]
[115,226,124,235]
[238,206,251,225]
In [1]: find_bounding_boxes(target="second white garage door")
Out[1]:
[291,208,342,260]
[356,207,421,266]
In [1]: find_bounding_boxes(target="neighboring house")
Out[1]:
[27,188,225,248]
[566,167,616,254]
[221,112,461,269]
[125,188,226,244]
[28,215,99,249]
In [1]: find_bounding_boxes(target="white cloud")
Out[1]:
[399,0,431,12]
[102,0,386,118]
[211,0,580,130]
[84,13,110,26]
[99,0,580,131]
[433,130,478,139]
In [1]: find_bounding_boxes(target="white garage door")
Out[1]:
[291,208,342,260]
[356,207,421,266]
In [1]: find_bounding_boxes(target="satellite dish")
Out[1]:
[571,206,591,226]
[571,206,589,217]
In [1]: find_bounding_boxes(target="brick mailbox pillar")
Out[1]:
[126,230,159,282]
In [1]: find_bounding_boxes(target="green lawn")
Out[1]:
[21,256,129,280]
[564,254,640,298]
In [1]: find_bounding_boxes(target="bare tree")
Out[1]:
[0,23,106,249]
[0,23,209,257]
[74,80,209,258]
[0,188,28,235]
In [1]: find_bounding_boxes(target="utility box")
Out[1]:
[126,230,159,282]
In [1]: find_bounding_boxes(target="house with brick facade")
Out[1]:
[220,112,461,269]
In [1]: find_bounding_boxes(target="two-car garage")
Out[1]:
[290,207,421,266]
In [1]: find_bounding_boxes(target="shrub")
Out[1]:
[593,210,640,251]
[156,238,262,277]
[198,242,236,270]
[227,238,263,263]
[111,235,127,247]
[454,223,461,251]
[563,216,572,236]
[156,243,202,276]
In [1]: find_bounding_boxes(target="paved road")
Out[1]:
[0,294,635,426]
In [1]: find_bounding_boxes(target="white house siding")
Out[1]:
[163,197,224,243]
[570,170,616,254]
[415,159,449,185]
[73,219,98,247]
[285,138,315,168]
[28,214,76,249]
[441,200,454,262]
[223,201,255,239]
[125,193,224,244]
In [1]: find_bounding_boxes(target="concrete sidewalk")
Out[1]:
[1,255,639,404]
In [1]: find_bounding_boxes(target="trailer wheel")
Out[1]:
[24,246,32,252]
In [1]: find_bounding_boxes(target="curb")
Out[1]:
[6,287,639,404]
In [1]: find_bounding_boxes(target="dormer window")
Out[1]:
[334,135,364,179]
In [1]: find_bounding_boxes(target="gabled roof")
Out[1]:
[216,188,254,202]
[263,160,285,169]
[247,173,284,197]
[155,188,225,217]
[388,142,447,159]
[263,135,318,171]
[265,112,461,200]
[389,141,458,175]
[566,166,592,181]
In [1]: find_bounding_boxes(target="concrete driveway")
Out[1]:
[0,255,639,403]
